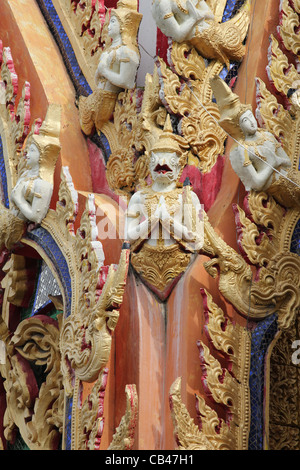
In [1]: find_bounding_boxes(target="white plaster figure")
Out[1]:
[211,75,300,208]
[151,0,248,67]
[10,142,55,224]
[229,109,291,192]
[287,80,300,111]
[95,13,141,93]
[78,0,142,135]
[151,0,214,43]
[0,104,61,251]
[125,116,203,252]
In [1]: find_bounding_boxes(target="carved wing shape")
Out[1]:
[169,377,215,450]
[223,1,250,41]
[97,245,130,317]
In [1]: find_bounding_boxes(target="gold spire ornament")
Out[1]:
[210,75,251,140]
[150,114,189,168]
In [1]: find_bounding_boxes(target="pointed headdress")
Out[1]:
[210,75,252,139]
[29,104,61,183]
[150,114,189,157]
[111,0,143,52]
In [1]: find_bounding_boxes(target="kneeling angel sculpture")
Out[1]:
[0,104,61,251]
[211,76,300,208]
[78,0,142,135]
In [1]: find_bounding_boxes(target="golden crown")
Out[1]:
[29,104,61,183]
[150,115,189,156]
[112,0,143,50]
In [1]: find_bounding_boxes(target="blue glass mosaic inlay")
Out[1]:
[249,314,278,450]
[222,0,247,22]
[26,227,72,318]
[38,0,111,157]
[0,135,9,208]
[41,0,92,96]
[291,218,300,256]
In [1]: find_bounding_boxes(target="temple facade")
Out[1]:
[0,0,299,451]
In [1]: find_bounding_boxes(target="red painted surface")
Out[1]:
[87,139,121,205]
[104,0,118,8]
[180,157,225,213]
[156,30,169,63]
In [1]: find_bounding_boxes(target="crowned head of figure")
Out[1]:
[24,104,61,183]
[210,75,253,140]
[109,0,143,53]
[149,115,189,186]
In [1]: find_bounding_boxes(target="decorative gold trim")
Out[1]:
[108,384,138,450]
[169,289,251,450]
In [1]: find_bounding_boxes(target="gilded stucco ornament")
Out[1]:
[108,384,138,450]
[0,314,64,450]
[125,115,204,298]
[105,67,167,195]
[151,0,250,68]
[0,45,66,449]
[40,167,136,449]
[199,38,300,332]
[40,166,129,392]
[105,1,250,196]
[105,1,248,198]
[77,0,142,135]
[156,54,227,174]
[201,197,300,330]
[0,38,137,447]
[169,289,251,450]
[249,0,300,448]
